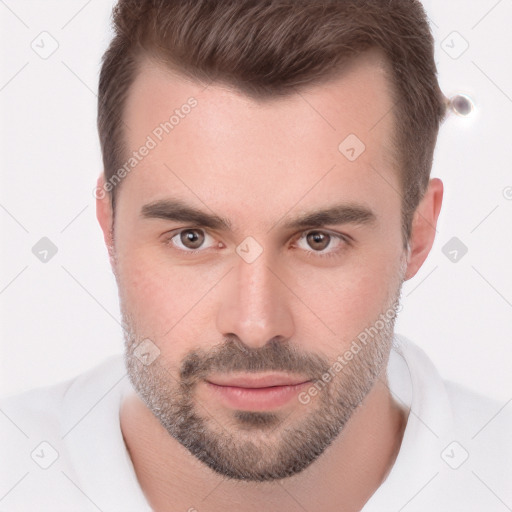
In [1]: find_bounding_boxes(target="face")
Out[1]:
[104,51,411,481]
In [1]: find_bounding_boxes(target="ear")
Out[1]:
[95,174,116,270]
[404,178,443,281]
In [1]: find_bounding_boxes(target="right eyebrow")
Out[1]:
[140,199,232,231]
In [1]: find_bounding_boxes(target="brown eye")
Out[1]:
[306,231,331,251]
[166,228,221,255]
[294,230,349,259]
[179,229,205,249]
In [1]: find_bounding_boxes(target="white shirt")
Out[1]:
[1,333,511,511]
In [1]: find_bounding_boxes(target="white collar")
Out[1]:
[363,333,456,510]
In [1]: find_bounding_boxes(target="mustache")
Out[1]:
[177,335,331,384]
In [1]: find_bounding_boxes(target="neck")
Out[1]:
[120,373,407,512]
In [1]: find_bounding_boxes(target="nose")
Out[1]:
[216,250,295,350]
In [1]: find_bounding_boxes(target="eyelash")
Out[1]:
[163,228,352,259]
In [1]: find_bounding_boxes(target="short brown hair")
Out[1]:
[97,0,447,247]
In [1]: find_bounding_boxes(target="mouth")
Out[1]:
[205,373,312,410]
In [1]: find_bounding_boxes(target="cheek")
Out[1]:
[116,250,183,331]
[291,249,401,346]
[115,249,225,346]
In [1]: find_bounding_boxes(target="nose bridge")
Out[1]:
[216,249,295,348]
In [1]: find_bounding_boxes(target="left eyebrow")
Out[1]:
[280,203,377,230]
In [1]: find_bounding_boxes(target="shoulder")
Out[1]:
[0,353,127,469]
[442,378,512,449]
[443,379,512,504]
[0,354,128,508]
[397,333,512,437]
[398,335,512,494]
[0,353,126,430]
[443,378,510,424]
[0,354,146,510]
[385,335,512,508]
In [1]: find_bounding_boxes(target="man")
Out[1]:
[1,0,511,510]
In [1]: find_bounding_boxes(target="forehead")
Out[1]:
[119,50,399,231]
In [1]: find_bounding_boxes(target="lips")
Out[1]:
[206,374,311,389]
[204,375,312,410]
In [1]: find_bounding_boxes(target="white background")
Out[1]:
[1,0,511,402]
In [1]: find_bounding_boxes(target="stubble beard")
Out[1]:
[120,258,406,481]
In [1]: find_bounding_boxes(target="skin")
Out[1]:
[96,50,443,511]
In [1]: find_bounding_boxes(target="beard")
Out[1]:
[120,260,406,482]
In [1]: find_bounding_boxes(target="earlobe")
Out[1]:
[404,178,444,281]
